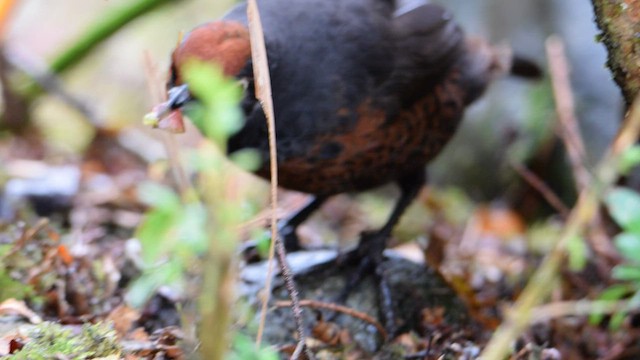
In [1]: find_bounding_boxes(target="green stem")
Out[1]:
[22,0,182,98]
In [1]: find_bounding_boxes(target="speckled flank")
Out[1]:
[256,70,466,195]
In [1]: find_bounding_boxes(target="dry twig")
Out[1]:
[547,36,618,261]
[511,161,570,218]
[529,299,636,324]
[247,1,309,358]
[142,51,191,196]
[275,299,388,341]
[547,36,590,191]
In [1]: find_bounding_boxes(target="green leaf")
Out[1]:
[610,311,627,330]
[612,264,640,281]
[176,203,209,256]
[614,233,640,263]
[136,210,176,263]
[126,260,183,308]
[229,148,262,172]
[599,284,632,301]
[182,61,243,148]
[590,284,631,325]
[605,187,640,232]
[254,231,272,258]
[229,333,279,360]
[629,289,640,307]
[125,272,160,308]
[620,145,640,174]
[137,182,180,209]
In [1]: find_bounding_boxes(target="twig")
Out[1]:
[142,51,191,196]
[4,47,101,125]
[547,36,618,261]
[479,91,640,359]
[529,299,635,324]
[547,36,590,191]
[246,1,310,359]
[9,218,50,256]
[275,300,388,341]
[510,161,570,218]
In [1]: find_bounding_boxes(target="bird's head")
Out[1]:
[144,21,251,132]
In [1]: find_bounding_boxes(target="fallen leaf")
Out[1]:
[0,298,42,324]
[106,304,140,338]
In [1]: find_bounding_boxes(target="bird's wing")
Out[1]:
[387,3,466,104]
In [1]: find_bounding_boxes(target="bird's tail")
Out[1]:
[510,55,543,79]
[477,40,542,79]
[461,38,542,104]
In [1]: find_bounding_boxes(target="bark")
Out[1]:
[592,0,640,105]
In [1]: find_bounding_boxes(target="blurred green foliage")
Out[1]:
[131,61,266,359]
[591,145,640,329]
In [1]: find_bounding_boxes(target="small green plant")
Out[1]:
[9,322,121,359]
[129,61,253,307]
[229,334,279,360]
[589,146,640,328]
[134,60,264,359]
[592,185,640,328]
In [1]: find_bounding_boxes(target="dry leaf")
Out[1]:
[0,298,42,324]
[106,304,140,338]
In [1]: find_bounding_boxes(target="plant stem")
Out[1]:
[21,0,183,98]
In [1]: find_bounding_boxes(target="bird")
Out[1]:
[147,0,539,334]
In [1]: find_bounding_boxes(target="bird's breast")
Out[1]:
[255,70,467,195]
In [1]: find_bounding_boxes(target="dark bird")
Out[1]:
[148,0,539,333]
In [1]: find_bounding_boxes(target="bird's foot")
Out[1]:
[334,230,398,337]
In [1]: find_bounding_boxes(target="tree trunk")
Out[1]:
[592,0,640,105]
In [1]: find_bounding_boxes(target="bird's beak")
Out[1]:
[167,84,192,110]
[143,84,192,133]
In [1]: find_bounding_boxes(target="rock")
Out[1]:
[240,249,471,355]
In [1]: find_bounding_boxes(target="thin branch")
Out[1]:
[142,51,191,197]
[510,161,570,218]
[275,300,388,341]
[547,36,590,191]
[247,1,310,358]
[4,47,101,125]
[529,299,635,324]
[547,36,618,261]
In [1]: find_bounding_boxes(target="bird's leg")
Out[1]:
[279,195,328,251]
[338,169,427,336]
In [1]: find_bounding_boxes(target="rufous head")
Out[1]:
[144,21,251,132]
[169,21,251,88]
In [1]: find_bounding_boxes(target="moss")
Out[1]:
[9,322,122,360]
